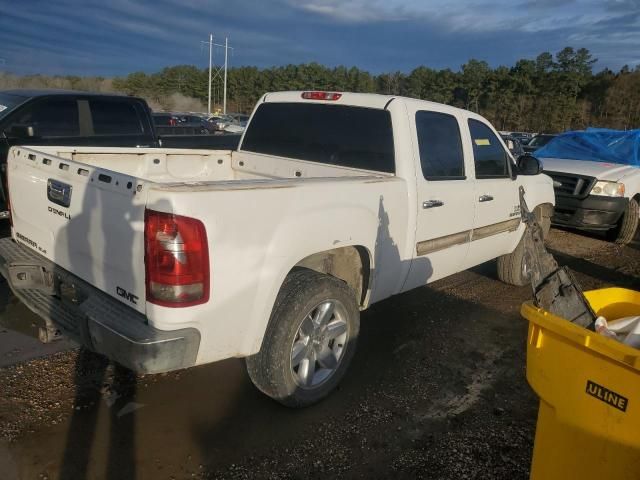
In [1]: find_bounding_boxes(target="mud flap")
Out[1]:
[519,186,596,329]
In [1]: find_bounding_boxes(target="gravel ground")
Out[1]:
[0,228,638,480]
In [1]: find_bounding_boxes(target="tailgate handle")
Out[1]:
[47,179,72,208]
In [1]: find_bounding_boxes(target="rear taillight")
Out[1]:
[144,209,209,307]
[301,91,342,101]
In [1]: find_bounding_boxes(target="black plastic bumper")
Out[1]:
[552,195,628,231]
[0,238,200,374]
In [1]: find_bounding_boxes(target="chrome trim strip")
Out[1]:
[471,218,521,241]
[415,218,521,256]
[416,230,471,256]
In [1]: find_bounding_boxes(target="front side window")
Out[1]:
[415,111,465,180]
[241,103,395,173]
[468,119,510,178]
[8,99,79,137]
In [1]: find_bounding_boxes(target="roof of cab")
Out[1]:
[262,91,396,110]
[0,88,131,99]
[261,91,480,119]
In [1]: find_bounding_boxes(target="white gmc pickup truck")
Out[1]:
[0,91,554,406]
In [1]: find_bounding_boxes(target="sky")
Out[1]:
[0,0,639,77]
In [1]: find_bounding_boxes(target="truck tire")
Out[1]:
[496,206,549,287]
[606,197,639,245]
[246,268,360,407]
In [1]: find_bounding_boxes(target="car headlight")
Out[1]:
[590,181,625,197]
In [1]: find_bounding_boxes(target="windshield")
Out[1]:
[0,93,25,121]
[529,135,554,147]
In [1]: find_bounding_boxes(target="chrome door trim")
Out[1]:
[416,218,521,256]
[416,230,471,256]
[471,218,520,241]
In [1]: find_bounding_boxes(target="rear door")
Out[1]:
[465,118,521,266]
[404,107,476,288]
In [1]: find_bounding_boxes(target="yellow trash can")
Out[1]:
[521,288,640,480]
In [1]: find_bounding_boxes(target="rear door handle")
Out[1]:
[423,200,444,209]
[478,195,494,202]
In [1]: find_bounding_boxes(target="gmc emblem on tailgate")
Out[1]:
[116,286,139,305]
[47,179,72,208]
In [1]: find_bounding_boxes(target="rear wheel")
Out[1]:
[246,269,360,407]
[606,197,639,245]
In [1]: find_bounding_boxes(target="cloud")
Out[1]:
[0,0,638,76]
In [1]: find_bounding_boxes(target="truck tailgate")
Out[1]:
[7,147,148,314]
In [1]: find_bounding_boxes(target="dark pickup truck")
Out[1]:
[0,89,241,215]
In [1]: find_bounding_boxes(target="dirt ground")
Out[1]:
[0,228,638,480]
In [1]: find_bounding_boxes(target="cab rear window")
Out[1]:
[241,103,395,173]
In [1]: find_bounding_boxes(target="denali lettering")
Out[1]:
[48,206,71,220]
[586,380,628,412]
[116,286,139,305]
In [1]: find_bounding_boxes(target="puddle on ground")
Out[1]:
[0,287,42,338]
[0,282,75,367]
[7,356,337,480]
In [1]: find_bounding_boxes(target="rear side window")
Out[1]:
[241,103,395,173]
[415,111,465,180]
[10,99,79,137]
[468,119,510,178]
[90,100,145,135]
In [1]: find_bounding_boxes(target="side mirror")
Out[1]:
[517,154,543,176]
[5,125,35,139]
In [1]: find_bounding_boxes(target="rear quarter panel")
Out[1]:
[145,176,410,364]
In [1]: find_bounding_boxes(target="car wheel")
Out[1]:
[246,268,360,407]
[606,197,639,245]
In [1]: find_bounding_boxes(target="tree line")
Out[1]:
[1,47,639,133]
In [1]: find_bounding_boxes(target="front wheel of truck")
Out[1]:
[606,197,639,245]
[246,268,360,408]
[497,205,550,287]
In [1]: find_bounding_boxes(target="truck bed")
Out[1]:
[6,145,400,326]
[26,146,385,184]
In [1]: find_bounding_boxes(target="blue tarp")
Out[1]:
[534,128,640,167]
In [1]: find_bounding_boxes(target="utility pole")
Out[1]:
[223,37,228,115]
[201,34,215,114]
[207,33,213,114]
[200,35,234,115]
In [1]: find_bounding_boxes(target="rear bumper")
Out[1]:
[552,195,628,231]
[0,237,200,374]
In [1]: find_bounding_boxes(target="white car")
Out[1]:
[0,91,554,406]
[223,124,245,134]
[542,158,640,244]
